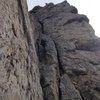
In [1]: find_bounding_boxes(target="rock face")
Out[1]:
[0,0,100,100]
[30,1,100,100]
[0,0,43,100]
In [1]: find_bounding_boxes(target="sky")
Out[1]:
[27,0,100,37]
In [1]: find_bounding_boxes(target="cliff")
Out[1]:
[0,0,100,100]
[0,0,43,100]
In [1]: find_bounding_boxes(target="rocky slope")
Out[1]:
[30,1,100,100]
[0,0,100,100]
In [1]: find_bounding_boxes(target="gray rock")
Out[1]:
[1,0,100,100]
[38,34,59,100]
[30,1,100,100]
[60,74,82,100]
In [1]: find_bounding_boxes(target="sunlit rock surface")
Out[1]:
[0,0,43,100]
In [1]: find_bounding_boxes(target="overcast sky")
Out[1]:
[27,0,100,37]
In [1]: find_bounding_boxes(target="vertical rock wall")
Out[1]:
[30,1,100,100]
[0,0,100,100]
[0,0,43,100]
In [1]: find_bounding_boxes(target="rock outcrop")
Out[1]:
[0,0,43,100]
[0,0,100,100]
[30,1,100,100]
